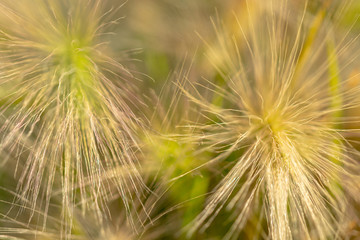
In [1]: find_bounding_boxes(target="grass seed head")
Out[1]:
[0,0,146,234]
[182,0,360,239]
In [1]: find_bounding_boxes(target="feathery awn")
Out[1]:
[182,0,360,239]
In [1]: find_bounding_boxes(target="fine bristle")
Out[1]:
[0,0,145,236]
[181,0,360,239]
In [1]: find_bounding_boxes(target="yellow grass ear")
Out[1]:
[180,0,360,239]
[0,0,147,235]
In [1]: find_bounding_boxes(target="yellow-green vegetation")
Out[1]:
[0,0,360,239]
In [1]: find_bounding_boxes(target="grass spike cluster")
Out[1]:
[0,0,145,234]
[0,0,359,239]
[181,0,360,239]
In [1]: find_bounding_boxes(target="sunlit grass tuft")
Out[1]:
[0,0,145,234]
[181,0,360,239]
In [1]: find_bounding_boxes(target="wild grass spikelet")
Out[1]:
[0,0,145,232]
[182,0,360,239]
